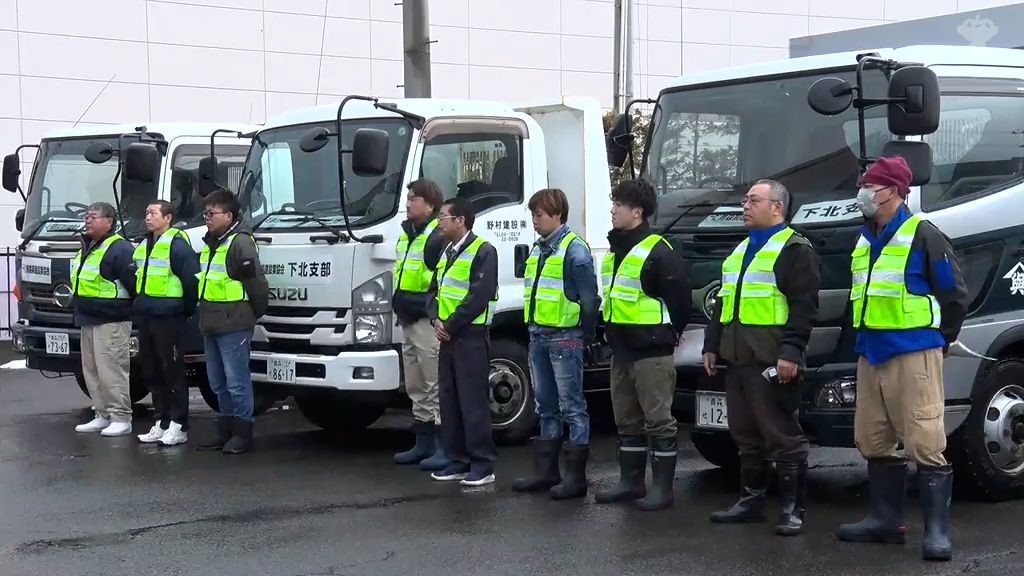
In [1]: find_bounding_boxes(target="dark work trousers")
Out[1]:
[725,365,809,465]
[438,326,497,476]
[139,316,189,430]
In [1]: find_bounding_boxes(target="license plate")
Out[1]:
[268,358,295,384]
[696,391,728,430]
[45,333,70,356]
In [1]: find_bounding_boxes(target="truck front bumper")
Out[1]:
[13,320,141,373]
[250,348,401,392]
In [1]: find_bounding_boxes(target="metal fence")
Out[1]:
[2,247,14,340]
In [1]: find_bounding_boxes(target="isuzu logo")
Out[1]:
[703,285,720,321]
[268,287,308,301]
[53,283,73,308]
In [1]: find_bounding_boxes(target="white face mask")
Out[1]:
[856,187,880,217]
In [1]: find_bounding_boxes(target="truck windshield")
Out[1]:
[645,68,890,231]
[22,136,159,240]
[241,118,414,230]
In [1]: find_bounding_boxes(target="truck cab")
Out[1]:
[629,45,1024,501]
[237,97,614,443]
[4,123,255,406]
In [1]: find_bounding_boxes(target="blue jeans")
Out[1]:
[529,338,590,446]
[204,329,255,422]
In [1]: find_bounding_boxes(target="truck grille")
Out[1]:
[24,286,74,325]
[256,307,349,355]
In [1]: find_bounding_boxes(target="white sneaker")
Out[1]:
[101,421,132,437]
[459,474,496,487]
[158,422,188,446]
[137,424,166,443]
[75,416,111,433]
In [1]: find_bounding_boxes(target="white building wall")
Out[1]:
[0,0,1021,253]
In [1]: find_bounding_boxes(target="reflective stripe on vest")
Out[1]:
[71,234,130,300]
[436,236,497,325]
[394,219,438,294]
[133,228,188,298]
[850,215,941,330]
[523,231,587,328]
[719,226,795,326]
[197,234,248,303]
[600,234,671,325]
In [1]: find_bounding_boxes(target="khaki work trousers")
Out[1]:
[402,318,440,424]
[80,321,132,423]
[854,348,947,467]
[610,354,677,438]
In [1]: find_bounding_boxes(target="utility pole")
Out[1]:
[403,0,432,98]
[612,0,634,114]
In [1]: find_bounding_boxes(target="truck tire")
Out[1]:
[74,369,150,405]
[947,358,1024,502]
[691,429,740,473]
[489,338,537,446]
[194,378,279,417]
[294,391,387,436]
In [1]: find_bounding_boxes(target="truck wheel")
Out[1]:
[74,369,149,404]
[294,391,387,436]
[489,339,537,446]
[948,358,1024,502]
[692,429,740,473]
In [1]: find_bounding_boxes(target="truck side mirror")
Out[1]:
[882,140,933,186]
[514,244,530,278]
[606,113,632,168]
[299,127,331,153]
[15,208,24,232]
[887,65,940,136]
[197,156,219,197]
[807,77,854,116]
[352,128,389,176]
[2,153,19,193]
[123,142,160,183]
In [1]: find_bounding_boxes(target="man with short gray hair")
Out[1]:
[703,179,820,536]
[72,202,138,437]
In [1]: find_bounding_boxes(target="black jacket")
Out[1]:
[393,217,446,325]
[73,231,137,326]
[133,230,201,320]
[428,231,499,338]
[604,223,691,360]
[703,231,821,367]
[197,221,269,336]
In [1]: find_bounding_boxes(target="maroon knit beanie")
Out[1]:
[859,156,913,196]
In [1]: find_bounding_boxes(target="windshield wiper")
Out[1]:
[252,209,349,242]
[660,200,743,234]
[18,216,84,250]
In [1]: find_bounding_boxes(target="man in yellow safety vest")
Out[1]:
[427,197,499,487]
[594,179,690,511]
[703,179,820,536]
[133,200,200,446]
[836,156,967,562]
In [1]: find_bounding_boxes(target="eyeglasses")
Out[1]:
[202,209,227,218]
[84,214,111,221]
[740,196,780,206]
[437,214,460,221]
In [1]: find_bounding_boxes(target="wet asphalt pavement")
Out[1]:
[0,360,1021,576]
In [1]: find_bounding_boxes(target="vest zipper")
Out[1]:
[527,248,545,325]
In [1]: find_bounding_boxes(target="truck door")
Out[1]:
[415,117,541,311]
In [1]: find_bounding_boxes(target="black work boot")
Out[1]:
[550,444,589,500]
[594,436,648,503]
[836,458,908,544]
[919,465,953,561]
[710,459,768,524]
[636,436,676,512]
[775,460,808,536]
[512,437,563,492]
[394,420,436,465]
[221,418,253,455]
[197,416,233,451]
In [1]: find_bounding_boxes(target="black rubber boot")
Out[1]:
[836,458,908,544]
[221,419,253,455]
[919,465,953,561]
[197,416,233,451]
[636,436,676,512]
[594,436,648,503]
[550,444,589,500]
[512,437,563,492]
[710,459,768,523]
[418,426,450,472]
[775,461,808,536]
[394,420,436,465]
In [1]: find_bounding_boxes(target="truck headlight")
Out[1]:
[352,273,392,344]
[129,336,140,358]
[12,330,25,352]
[814,377,857,409]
